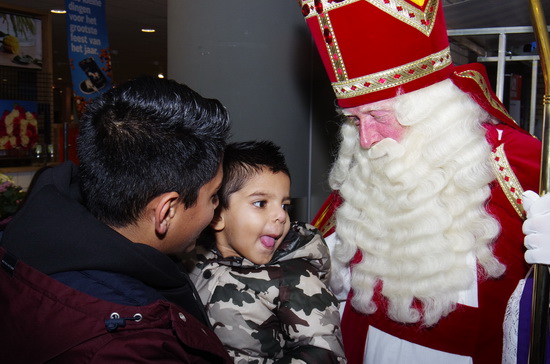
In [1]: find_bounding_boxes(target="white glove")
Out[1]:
[523,190,550,264]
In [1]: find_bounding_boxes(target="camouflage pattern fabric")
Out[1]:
[190,221,346,363]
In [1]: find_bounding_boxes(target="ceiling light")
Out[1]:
[51,9,66,14]
[141,28,156,33]
[157,73,165,79]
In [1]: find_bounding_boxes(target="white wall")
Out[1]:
[167,0,338,222]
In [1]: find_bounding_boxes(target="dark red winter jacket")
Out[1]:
[0,248,231,363]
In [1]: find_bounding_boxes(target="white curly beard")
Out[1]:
[329,79,505,326]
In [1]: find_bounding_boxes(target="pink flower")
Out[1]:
[0,181,12,193]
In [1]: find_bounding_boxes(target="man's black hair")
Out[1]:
[77,75,231,227]
[218,140,290,209]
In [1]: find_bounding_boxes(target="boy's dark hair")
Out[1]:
[218,140,290,209]
[77,75,231,227]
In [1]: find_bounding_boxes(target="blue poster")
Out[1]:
[65,0,112,102]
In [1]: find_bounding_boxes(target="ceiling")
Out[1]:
[0,0,167,88]
[0,0,548,89]
[443,0,550,59]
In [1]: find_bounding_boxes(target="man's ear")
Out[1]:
[210,210,225,231]
[153,192,180,235]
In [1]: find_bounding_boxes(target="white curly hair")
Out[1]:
[329,79,505,326]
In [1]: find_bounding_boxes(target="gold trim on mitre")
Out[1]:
[302,0,439,36]
[302,0,356,19]
[315,11,349,82]
[332,47,452,100]
[453,69,517,124]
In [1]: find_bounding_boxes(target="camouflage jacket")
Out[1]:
[190,221,346,364]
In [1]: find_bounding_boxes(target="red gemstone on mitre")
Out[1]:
[378,78,386,84]
[393,74,401,79]
[301,4,311,16]
[364,82,371,87]
[314,0,323,13]
[351,86,357,90]
[323,28,333,44]
[510,187,516,193]
[408,69,415,74]
[421,64,428,69]
[409,12,415,18]
[396,6,403,11]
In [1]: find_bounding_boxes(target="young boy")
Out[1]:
[190,140,346,363]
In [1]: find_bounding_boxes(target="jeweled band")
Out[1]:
[301,0,439,36]
[333,47,452,100]
[454,69,515,123]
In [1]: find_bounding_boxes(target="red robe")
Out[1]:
[313,123,541,364]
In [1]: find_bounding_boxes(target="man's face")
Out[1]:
[169,164,223,254]
[342,98,405,149]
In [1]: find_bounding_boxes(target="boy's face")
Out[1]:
[215,168,291,265]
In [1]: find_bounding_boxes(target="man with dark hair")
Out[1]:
[0,76,233,363]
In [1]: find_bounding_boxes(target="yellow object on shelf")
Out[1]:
[2,35,19,54]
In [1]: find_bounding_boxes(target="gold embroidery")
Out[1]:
[319,216,336,237]
[316,12,348,82]
[302,0,360,19]
[312,199,336,236]
[302,0,439,36]
[366,0,438,36]
[332,47,451,99]
[454,69,517,125]
[490,143,526,220]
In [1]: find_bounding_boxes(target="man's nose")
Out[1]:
[359,118,381,149]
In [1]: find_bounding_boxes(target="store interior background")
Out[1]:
[0,0,548,222]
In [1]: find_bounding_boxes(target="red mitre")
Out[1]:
[299,0,522,131]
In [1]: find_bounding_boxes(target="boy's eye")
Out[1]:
[253,201,266,208]
[282,203,291,212]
